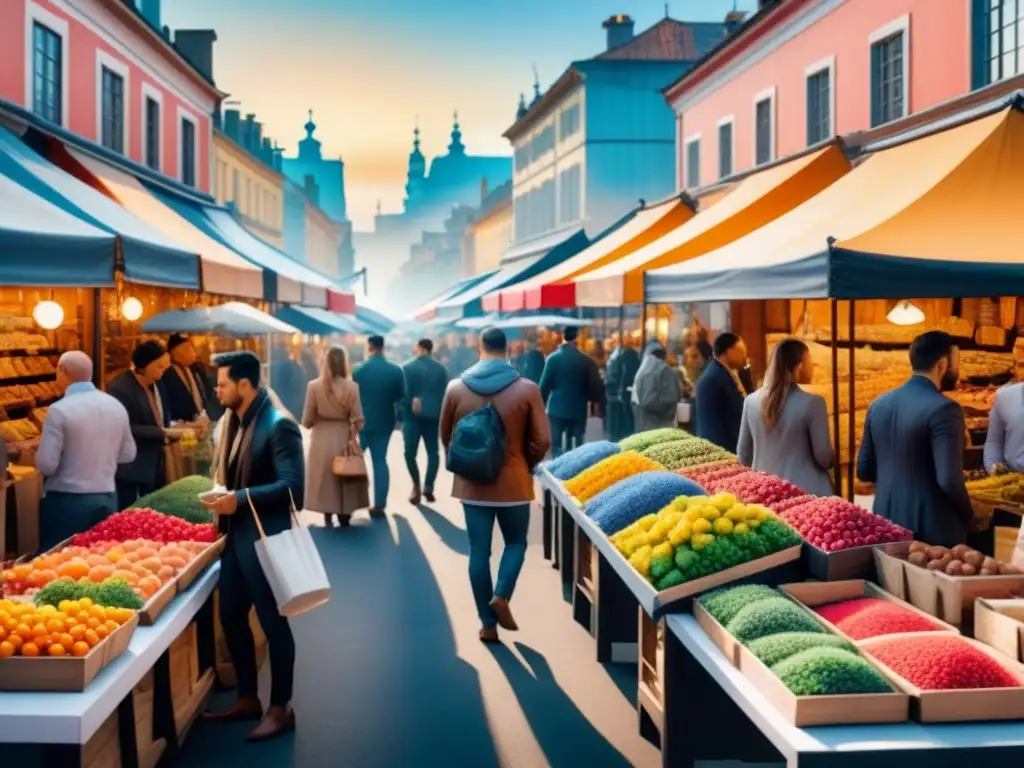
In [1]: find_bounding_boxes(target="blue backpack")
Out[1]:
[446,397,508,485]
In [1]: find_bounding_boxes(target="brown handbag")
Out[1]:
[332,441,368,478]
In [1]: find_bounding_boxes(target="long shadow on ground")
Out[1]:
[178,516,499,767]
[489,641,631,768]
[416,502,469,556]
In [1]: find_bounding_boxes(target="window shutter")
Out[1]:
[870,43,882,127]
[971,0,991,89]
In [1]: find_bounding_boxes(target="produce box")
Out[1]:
[140,577,177,626]
[803,541,883,581]
[174,537,225,593]
[694,600,909,726]
[780,580,959,643]
[974,598,1024,663]
[637,609,664,731]
[874,547,1024,628]
[0,611,138,692]
[859,632,1024,722]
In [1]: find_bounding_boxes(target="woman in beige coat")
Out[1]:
[302,346,366,527]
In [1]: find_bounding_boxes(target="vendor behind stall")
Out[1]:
[36,351,136,551]
[984,379,1024,474]
[162,333,210,426]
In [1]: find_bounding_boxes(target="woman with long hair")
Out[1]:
[302,345,367,527]
[737,338,834,496]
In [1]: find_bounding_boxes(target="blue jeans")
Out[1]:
[463,503,530,630]
[549,417,586,457]
[39,491,117,553]
[403,417,439,492]
[360,429,393,510]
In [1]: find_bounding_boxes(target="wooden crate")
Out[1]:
[82,711,120,768]
[169,621,215,739]
[636,609,664,733]
[213,588,267,686]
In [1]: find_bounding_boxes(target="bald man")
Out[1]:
[36,351,137,551]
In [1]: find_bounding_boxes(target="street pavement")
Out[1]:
[178,431,661,767]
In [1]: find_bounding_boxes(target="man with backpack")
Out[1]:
[440,327,550,643]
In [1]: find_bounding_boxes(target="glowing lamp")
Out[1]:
[887,300,925,326]
[121,297,143,321]
[33,300,64,330]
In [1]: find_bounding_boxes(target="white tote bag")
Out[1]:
[245,489,331,617]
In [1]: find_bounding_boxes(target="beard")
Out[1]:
[220,393,244,411]
[940,370,959,392]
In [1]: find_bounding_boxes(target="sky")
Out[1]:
[163,0,759,230]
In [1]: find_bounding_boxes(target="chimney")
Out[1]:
[272,145,283,172]
[243,113,255,151]
[261,138,273,166]
[480,177,489,205]
[224,109,240,142]
[602,14,634,51]
[252,120,263,152]
[173,29,217,81]
[140,0,161,29]
[724,10,747,35]
[304,174,320,207]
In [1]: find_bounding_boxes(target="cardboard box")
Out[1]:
[0,611,138,692]
[780,580,960,643]
[175,537,225,593]
[974,598,1024,663]
[802,541,881,581]
[140,576,177,626]
[860,632,1024,722]
[694,599,909,725]
[652,544,802,607]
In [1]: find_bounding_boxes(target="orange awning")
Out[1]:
[574,142,852,306]
[497,196,693,311]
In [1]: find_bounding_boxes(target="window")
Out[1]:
[685,137,701,188]
[871,29,906,127]
[32,22,62,124]
[559,104,581,141]
[232,169,240,202]
[559,165,582,223]
[245,179,252,215]
[514,144,530,172]
[754,91,774,165]
[100,67,125,153]
[530,124,556,161]
[985,0,1023,84]
[806,63,832,145]
[143,97,160,170]
[717,120,733,179]
[180,117,196,187]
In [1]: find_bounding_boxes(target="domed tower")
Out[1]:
[297,109,322,161]
[448,110,465,156]
[516,93,528,121]
[404,123,426,210]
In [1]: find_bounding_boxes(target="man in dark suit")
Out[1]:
[162,334,209,424]
[515,335,545,384]
[107,340,178,510]
[353,335,406,514]
[857,331,973,547]
[605,335,641,441]
[201,351,304,741]
[539,326,603,456]
[693,332,748,451]
[401,338,449,505]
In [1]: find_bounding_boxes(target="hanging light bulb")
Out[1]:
[887,299,925,326]
[32,300,64,330]
[121,297,143,322]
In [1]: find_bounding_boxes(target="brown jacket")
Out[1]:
[440,375,551,503]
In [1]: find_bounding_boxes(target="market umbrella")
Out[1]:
[142,302,298,337]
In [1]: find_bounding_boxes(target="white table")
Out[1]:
[0,563,220,763]
[662,613,1024,767]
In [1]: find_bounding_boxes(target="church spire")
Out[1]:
[304,109,316,139]
[531,65,541,105]
[298,108,322,161]
[448,110,464,155]
[516,93,528,120]
[405,120,426,206]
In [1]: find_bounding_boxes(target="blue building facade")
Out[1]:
[282,112,348,222]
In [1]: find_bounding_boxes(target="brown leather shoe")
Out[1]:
[247,706,296,741]
[479,627,500,644]
[204,697,263,723]
[489,596,519,631]
[409,487,421,506]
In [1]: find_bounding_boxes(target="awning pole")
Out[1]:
[848,300,856,502]
[618,305,625,340]
[830,299,842,496]
[641,301,649,348]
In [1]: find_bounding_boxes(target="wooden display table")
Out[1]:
[0,466,42,559]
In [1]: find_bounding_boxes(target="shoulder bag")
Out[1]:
[332,438,368,478]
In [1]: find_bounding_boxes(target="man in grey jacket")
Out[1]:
[632,342,682,432]
[857,331,973,547]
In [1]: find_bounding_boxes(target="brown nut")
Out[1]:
[908,551,929,566]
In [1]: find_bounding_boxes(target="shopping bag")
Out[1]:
[332,441,368,478]
[245,489,331,617]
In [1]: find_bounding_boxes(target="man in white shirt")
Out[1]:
[36,351,136,551]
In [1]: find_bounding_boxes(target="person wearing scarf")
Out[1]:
[201,351,304,742]
[162,334,209,424]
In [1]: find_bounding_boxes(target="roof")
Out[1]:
[505,16,726,141]
[596,18,727,61]
[469,180,512,228]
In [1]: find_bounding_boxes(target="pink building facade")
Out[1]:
[668,0,1017,190]
[0,0,221,192]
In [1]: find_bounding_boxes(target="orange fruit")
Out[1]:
[47,643,65,656]
[31,623,48,638]
[0,641,13,658]
[87,618,101,629]
[69,625,86,641]
[71,641,89,657]
[105,550,124,564]
[45,618,64,634]
[89,605,106,620]
[76,611,90,624]
[14,623,31,639]
[59,633,75,650]
[94,624,110,640]
[103,620,119,634]
[0,627,6,642]
[7,634,23,650]
[21,642,39,657]
[84,629,100,648]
